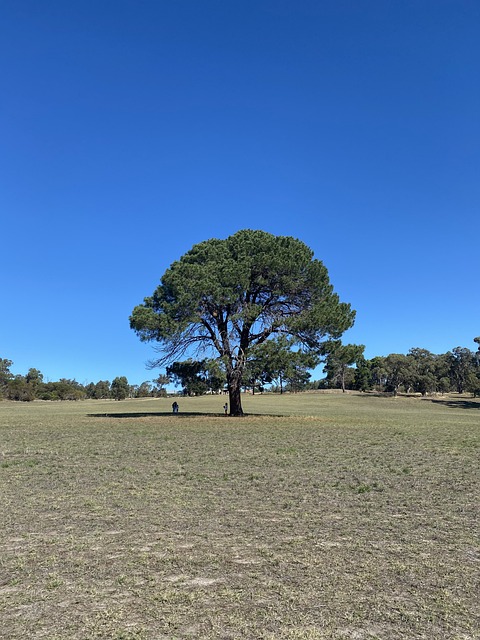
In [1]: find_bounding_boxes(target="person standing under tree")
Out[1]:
[223,402,228,415]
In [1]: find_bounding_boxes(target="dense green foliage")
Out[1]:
[0,360,166,402]
[166,359,225,396]
[130,229,355,414]
[110,376,130,401]
[320,341,365,392]
[312,343,480,396]
[245,336,320,393]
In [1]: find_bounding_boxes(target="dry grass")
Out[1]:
[0,392,479,639]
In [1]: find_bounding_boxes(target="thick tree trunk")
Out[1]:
[228,373,244,416]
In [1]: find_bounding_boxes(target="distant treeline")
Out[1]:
[310,344,480,397]
[2,340,480,401]
[0,363,167,401]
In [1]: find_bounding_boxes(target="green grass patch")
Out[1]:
[0,392,479,639]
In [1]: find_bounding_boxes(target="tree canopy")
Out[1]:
[130,229,355,415]
[166,359,225,396]
[320,341,365,393]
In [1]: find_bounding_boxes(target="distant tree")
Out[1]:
[154,374,170,391]
[383,354,412,396]
[243,336,319,394]
[244,337,286,394]
[433,353,451,392]
[0,358,14,398]
[204,359,227,394]
[95,380,111,399]
[241,349,273,394]
[320,341,365,392]
[38,379,85,401]
[57,379,86,400]
[353,356,372,391]
[111,376,129,400]
[166,359,224,395]
[130,229,355,415]
[136,381,153,397]
[7,375,36,401]
[281,349,318,393]
[448,347,475,394]
[85,380,111,399]
[368,356,388,391]
[24,368,44,398]
[167,360,206,396]
[283,360,315,392]
[474,337,480,367]
[437,376,451,394]
[468,337,480,396]
[129,384,139,397]
[407,348,437,395]
[466,372,480,397]
[151,373,170,397]
[25,367,43,385]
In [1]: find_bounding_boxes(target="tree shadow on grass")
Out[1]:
[89,412,225,418]
[354,393,480,410]
[87,412,285,418]
[428,399,480,410]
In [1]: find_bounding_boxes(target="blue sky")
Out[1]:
[1,0,479,385]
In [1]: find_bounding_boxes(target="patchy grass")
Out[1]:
[0,392,479,639]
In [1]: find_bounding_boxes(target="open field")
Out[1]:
[1,392,479,639]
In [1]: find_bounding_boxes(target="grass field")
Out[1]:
[1,392,479,639]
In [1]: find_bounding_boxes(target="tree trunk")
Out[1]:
[228,381,244,416]
[227,369,244,416]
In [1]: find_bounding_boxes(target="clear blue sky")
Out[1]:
[1,0,479,385]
